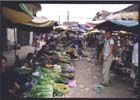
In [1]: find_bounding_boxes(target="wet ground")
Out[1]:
[65,48,134,98]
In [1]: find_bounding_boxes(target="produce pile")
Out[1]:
[26,51,76,98]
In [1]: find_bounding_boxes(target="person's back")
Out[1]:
[75,37,81,47]
[15,55,21,67]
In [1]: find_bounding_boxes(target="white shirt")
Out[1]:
[103,38,114,59]
[132,42,138,66]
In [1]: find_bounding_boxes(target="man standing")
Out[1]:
[99,31,114,86]
[131,37,139,97]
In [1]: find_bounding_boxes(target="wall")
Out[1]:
[107,11,138,20]
[29,32,33,45]
[7,28,34,46]
[7,28,17,43]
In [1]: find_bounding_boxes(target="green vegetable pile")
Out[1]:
[27,67,71,98]
[26,50,75,98]
[28,84,53,98]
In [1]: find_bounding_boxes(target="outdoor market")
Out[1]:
[0,2,139,99]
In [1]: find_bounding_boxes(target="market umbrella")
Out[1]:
[54,27,66,32]
[78,24,90,31]
[23,20,54,28]
[54,26,68,32]
[2,2,33,17]
[2,7,32,24]
[95,19,138,31]
[95,20,125,31]
[87,29,100,34]
[119,31,132,35]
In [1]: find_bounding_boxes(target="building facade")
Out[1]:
[63,21,79,31]
[107,4,138,20]
[93,10,111,21]
[6,4,41,49]
[93,4,138,21]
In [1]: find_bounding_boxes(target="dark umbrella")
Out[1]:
[95,20,127,31]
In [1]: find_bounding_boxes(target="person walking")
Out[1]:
[99,31,114,86]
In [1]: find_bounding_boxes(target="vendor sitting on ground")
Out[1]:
[46,36,56,50]
[36,45,68,65]
[66,44,78,59]
[1,56,21,99]
[56,41,65,51]
[36,45,55,58]
[25,53,34,67]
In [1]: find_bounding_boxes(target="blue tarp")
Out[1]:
[78,24,90,31]
[109,20,138,27]
[79,27,86,33]
[95,19,139,31]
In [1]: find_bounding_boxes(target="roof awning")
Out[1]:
[2,3,33,17]
[91,20,106,25]
[19,4,33,17]
[88,29,100,34]
[79,28,86,33]
[78,24,90,31]
[54,26,68,30]
[110,20,138,27]
[2,7,32,24]
[23,20,55,28]
[119,30,132,34]
[95,19,138,31]
[15,19,55,32]
[31,17,49,24]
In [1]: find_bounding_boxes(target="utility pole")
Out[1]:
[67,11,69,22]
[58,15,60,25]
[67,11,71,29]
[137,4,140,98]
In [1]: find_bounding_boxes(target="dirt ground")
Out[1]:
[3,44,135,98]
[65,48,134,98]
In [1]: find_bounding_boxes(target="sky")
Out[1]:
[37,4,132,24]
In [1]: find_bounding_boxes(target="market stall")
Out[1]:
[2,4,34,66]
[11,39,77,98]
[94,19,139,97]
[2,3,78,98]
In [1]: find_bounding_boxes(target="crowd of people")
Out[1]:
[0,31,87,99]
[96,30,139,97]
[1,30,139,98]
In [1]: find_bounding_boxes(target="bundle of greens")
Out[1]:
[28,84,53,98]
